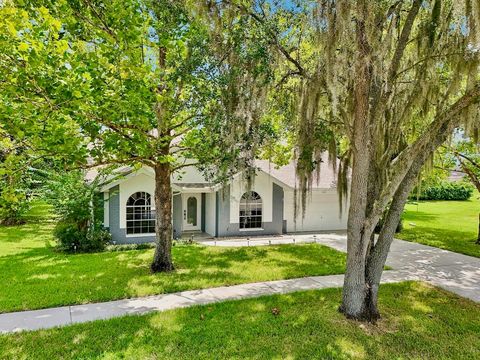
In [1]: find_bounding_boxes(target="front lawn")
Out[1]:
[1,282,478,359]
[398,195,480,258]
[0,203,346,313]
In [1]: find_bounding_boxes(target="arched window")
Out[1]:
[239,191,262,229]
[126,192,155,234]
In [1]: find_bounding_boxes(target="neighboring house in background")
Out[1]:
[96,154,348,244]
[448,170,466,182]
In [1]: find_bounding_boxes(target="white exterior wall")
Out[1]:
[119,173,155,229]
[205,192,216,236]
[284,190,348,232]
[172,165,208,184]
[229,171,273,224]
[103,191,109,227]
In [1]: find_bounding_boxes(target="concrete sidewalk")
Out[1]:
[203,234,480,304]
[0,270,414,334]
[1,234,479,334]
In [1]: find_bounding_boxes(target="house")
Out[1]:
[448,170,466,182]
[98,155,348,244]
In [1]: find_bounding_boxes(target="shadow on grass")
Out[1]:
[0,243,346,313]
[0,222,53,246]
[399,225,480,258]
[402,209,441,223]
[1,282,479,359]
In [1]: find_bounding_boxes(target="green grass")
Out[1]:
[0,282,478,360]
[0,202,346,313]
[398,194,480,258]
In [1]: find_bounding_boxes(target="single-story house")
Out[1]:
[97,155,348,244]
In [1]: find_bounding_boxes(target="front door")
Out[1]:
[182,194,201,231]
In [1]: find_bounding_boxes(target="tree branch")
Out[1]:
[81,0,118,40]
[387,0,422,82]
[72,156,155,170]
[455,151,480,169]
[221,0,309,78]
[366,82,480,230]
[172,161,199,172]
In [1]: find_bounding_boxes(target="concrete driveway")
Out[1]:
[1,233,478,334]
[201,233,480,303]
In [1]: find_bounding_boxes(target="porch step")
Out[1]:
[180,231,213,241]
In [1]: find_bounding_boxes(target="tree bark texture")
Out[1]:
[457,158,480,245]
[342,117,458,321]
[151,162,175,272]
[477,213,480,245]
[337,0,480,320]
[339,0,374,321]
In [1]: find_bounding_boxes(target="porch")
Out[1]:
[172,186,216,239]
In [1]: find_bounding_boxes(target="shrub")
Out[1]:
[412,182,474,201]
[107,243,155,252]
[45,171,107,252]
[54,222,111,253]
[0,186,30,225]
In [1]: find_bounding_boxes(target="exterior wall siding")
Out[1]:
[283,190,348,232]
[172,193,182,239]
[201,193,206,232]
[205,192,216,236]
[215,183,284,237]
[103,192,109,227]
[107,185,156,244]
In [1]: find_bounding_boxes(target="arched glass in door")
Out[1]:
[187,196,197,226]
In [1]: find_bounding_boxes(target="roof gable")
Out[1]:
[255,153,338,190]
[92,152,340,192]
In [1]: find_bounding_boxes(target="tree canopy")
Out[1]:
[214,0,480,320]
[1,0,479,320]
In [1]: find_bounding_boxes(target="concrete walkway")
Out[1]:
[1,234,479,334]
[0,271,414,334]
[202,233,480,303]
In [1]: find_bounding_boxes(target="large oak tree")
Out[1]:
[1,0,274,271]
[220,0,480,320]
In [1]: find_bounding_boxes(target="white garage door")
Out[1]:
[284,190,347,232]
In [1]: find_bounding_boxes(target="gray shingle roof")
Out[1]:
[87,153,340,190]
[255,153,338,189]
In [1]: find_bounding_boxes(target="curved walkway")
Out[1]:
[0,234,478,334]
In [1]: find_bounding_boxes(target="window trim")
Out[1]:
[239,191,263,230]
[239,227,264,232]
[126,191,156,235]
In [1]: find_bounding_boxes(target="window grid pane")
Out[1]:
[126,192,156,235]
[239,191,262,229]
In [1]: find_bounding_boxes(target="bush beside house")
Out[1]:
[45,171,110,252]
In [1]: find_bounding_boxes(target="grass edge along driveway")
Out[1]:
[0,218,346,313]
[399,196,480,258]
[0,281,479,359]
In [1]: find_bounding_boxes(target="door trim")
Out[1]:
[182,193,201,231]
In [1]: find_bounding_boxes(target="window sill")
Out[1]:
[239,228,264,232]
[125,233,156,237]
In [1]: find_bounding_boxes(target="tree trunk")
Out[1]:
[363,167,417,320]
[477,213,480,245]
[339,0,375,321]
[151,162,174,272]
[458,161,480,245]
[342,123,454,321]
